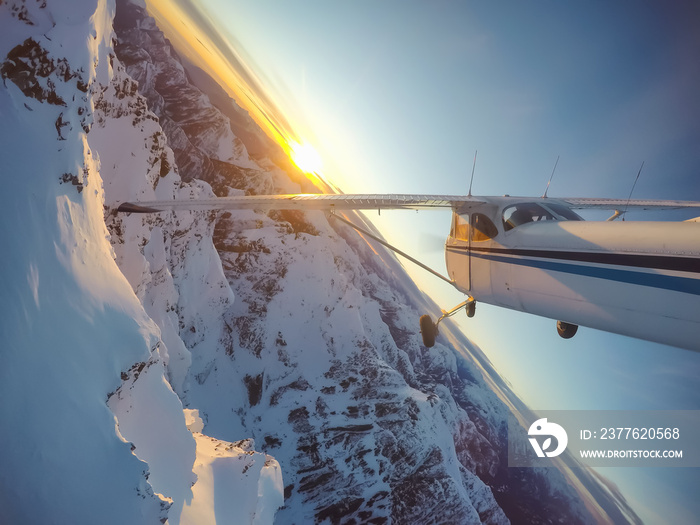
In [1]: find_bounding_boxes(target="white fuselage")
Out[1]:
[444,198,700,351]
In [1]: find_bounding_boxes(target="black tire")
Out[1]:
[556,321,578,339]
[466,301,476,318]
[419,315,437,347]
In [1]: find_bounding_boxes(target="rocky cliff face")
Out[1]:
[109,2,636,524]
[112,0,297,197]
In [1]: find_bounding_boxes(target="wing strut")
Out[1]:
[329,212,454,286]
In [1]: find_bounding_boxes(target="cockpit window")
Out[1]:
[503,203,555,231]
[450,212,498,242]
[451,213,469,241]
[543,202,583,221]
[503,202,583,231]
[472,213,498,241]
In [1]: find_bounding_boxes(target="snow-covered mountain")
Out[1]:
[0,1,280,523]
[0,0,640,523]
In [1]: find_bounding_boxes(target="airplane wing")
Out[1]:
[117,194,700,214]
[117,194,481,213]
[560,197,700,211]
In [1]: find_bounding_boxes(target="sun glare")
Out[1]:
[290,141,323,174]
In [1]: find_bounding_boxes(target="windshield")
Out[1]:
[544,202,584,221]
[502,202,582,231]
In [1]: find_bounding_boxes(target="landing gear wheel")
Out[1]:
[419,315,437,348]
[556,321,578,339]
[466,301,476,318]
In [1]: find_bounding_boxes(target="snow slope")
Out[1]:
[0,0,282,523]
[0,0,170,522]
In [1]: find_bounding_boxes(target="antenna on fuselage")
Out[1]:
[468,150,478,197]
[542,155,560,198]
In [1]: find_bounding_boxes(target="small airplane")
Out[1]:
[118,193,700,352]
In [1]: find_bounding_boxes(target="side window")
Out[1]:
[454,214,469,241]
[471,213,498,241]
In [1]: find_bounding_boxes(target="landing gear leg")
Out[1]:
[420,297,476,348]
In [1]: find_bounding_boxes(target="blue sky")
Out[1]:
[156,1,700,522]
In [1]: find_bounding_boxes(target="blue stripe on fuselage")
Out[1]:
[446,246,700,296]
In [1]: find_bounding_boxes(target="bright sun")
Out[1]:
[290,141,323,174]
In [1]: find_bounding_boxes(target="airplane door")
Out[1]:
[447,211,498,296]
[467,216,473,291]
[446,212,471,292]
[469,212,498,298]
